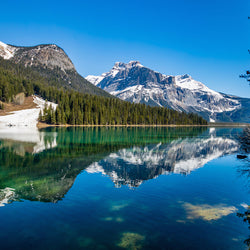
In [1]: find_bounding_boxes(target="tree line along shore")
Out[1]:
[0,57,207,126]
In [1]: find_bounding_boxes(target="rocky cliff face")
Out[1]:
[12,44,75,71]
[0,41,75,71]
[87,61,250,122]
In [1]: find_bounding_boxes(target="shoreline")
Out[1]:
[37,122,249,129]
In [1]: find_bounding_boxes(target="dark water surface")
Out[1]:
[0,127,249,249]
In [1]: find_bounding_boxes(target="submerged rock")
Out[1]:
[118,232,145,250]
[182,202,238,221]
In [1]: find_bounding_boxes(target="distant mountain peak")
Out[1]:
[86,60,146,87]
[113,62,126,68]
[128,60,143,67]
[179,74,191,79]
[86,61,250,122]
[113,61,143,69]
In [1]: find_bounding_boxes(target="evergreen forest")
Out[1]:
[0,58,207,126]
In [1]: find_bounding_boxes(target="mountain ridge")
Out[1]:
[0,41,75,71]
[0,41,112,97]
[86,61,250,123]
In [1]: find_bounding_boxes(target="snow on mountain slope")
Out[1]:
[86,61,245,122]
[175,74,222,98]
[86,62,144,86]
[85,75,104,86]
[0,41,18,59]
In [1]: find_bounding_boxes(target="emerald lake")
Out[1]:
[0,127,249,249]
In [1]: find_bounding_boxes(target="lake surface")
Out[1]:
[0,127,249,249]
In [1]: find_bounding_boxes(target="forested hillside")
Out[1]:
[0,58,207,125]
[0,56,112,98]
[0,42,112,97]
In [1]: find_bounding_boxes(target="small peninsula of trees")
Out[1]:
[0,57,207,126]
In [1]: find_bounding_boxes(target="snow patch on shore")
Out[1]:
[0,96,58,153]
[0,96,57,128]
[0,108,41,128]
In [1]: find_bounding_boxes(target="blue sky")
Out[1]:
[0,0,249,97]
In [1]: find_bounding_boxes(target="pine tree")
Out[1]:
[51,109,56,124]
[38,110,43,121]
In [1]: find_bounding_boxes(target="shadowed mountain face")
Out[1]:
[0,41,111,97]
[86,61,250,122]
[0,127,241,205]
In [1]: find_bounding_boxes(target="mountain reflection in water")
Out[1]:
[0,127,241,204]
[86,136,238,187]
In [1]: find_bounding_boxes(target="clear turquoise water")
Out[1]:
[0,127,249,249]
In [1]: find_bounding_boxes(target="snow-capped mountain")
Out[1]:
[87,61,250,122]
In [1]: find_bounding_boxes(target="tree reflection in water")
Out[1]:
[237,127,250,248]
[237,206,250,249]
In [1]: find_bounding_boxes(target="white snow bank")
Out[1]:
[0,96,58,153]
[0,108,40,127]
[0,96,57,128]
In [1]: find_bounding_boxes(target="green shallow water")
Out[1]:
[0,127,249,249]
